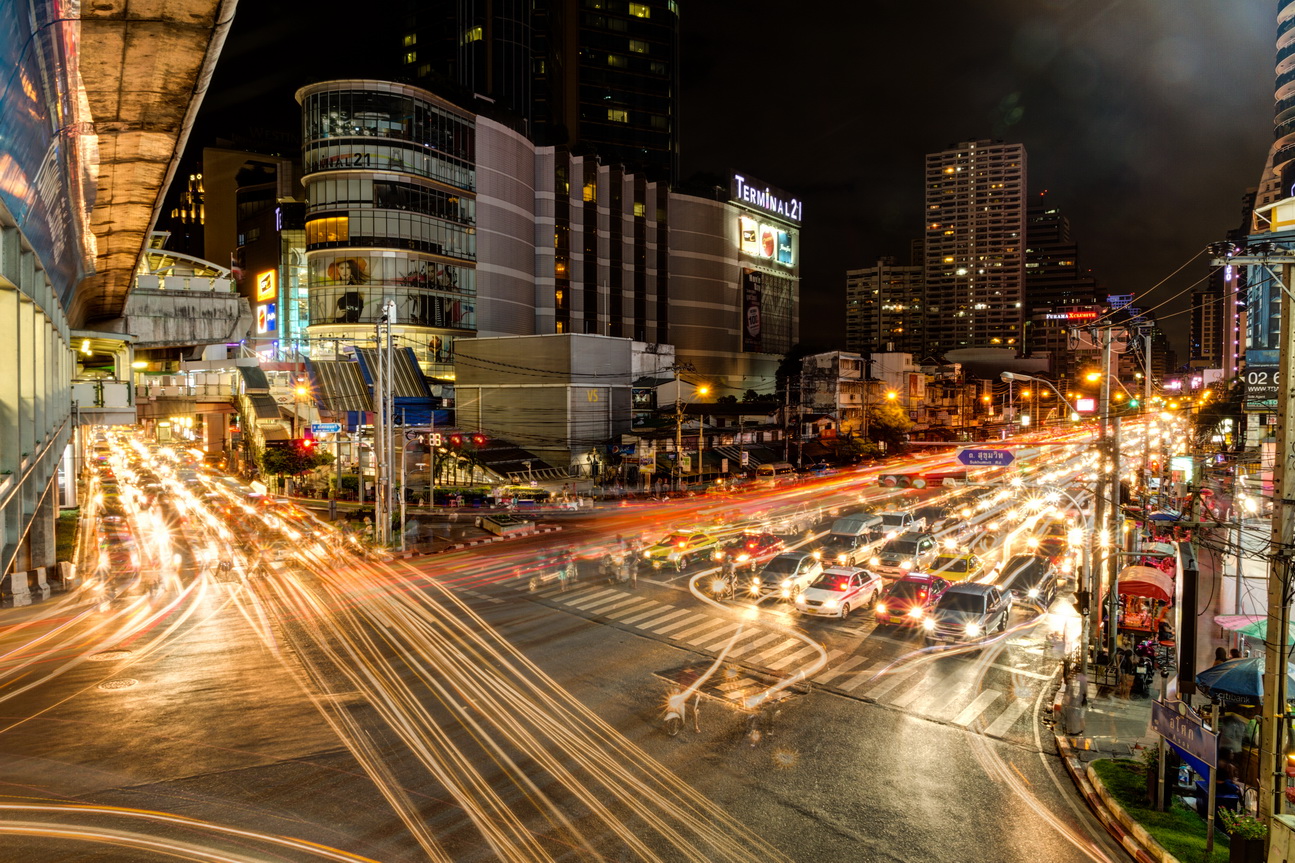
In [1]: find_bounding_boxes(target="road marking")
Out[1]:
[629,603,694,624]
[815,653,868,684]
[838,661,890,692]
[572,591,640,612]
[699,625,760,652]
[989,662,1052,681]
[580,595,644,615]
[619,604,682,626]
[672,618,735,642]
[730,631,785,657]
[984,696,1033,737]
[887,674,934,709]
[866,663,922,699]
[565,589,621,610]
[952,690,1003,726]
[745,638,802,665]
[686,621,742,647]
[650,613,710,635]
[766,644,821,671]
[603,598,660,619]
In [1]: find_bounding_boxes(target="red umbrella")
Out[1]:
[1116,565,1174,604]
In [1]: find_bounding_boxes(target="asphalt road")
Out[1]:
[0,446,1130,862]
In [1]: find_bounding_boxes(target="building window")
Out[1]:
[607,53,627,68]
[404,51,417,64]
[462,25,483,44]
[582,182,597,202]
[607,109,628,123]
[417,64,431,77]
[650,114,667,129]
[633,201,646,217]
[628,39,648,54]
[629,2,650,17]
[403,33,417,47]
[305,216,349,245]
[650,60,667,75]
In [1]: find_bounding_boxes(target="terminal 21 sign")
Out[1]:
[731,173,803,224]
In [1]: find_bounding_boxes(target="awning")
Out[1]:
[1116,565,1174,603]
[1214,614,1295,644]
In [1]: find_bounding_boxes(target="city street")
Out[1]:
[0,436,1132,862]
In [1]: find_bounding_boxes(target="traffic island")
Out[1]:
[1088,759,1229,863]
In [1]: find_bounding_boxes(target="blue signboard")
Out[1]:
[1151,700,1217,776]
[311,422,342,434]
[956,448,1015,467]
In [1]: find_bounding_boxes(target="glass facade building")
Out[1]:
[297,80,479,369]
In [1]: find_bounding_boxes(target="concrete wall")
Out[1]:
[102,288,253,348]
[476,119,540,338]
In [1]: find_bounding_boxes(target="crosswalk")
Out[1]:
[528,582,1054,741]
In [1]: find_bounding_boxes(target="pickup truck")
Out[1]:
[876,510,928,539]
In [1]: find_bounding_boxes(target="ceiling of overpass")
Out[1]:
[69,0,236,328]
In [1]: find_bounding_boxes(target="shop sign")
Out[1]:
[731,173,803,223]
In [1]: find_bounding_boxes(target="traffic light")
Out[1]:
[470,433,487,447]
[295,437,316,453]
[1128,398,1140,408]
[448,433,464,448]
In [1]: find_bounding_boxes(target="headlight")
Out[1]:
[642,551,651,559]
[812,550,822,559]
[713,551,723,560]
[900,560,913,570]
[1027,587,1040,599]
[822,599,838,609]
[870,557,881,566]
[752,576,762,585]
[794,594,807,605]
[836,554,847,564]
[780,578,793,589]
[737,553,750,562]
[780,588,792,598]
[922,618,936,631]
[875,603,887,615]
[908,607,923,618]
[965,622,982,638]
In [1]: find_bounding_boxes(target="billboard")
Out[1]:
[257,303,277,334]
[737,216,794,267]
[256,269,277,301]
[742,270,763,352]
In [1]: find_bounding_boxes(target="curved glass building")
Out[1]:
[296,80,478,370]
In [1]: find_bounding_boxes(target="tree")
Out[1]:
[260,444,333,480]
[867,402,914,449]
[742,388,776,403]
[717,394,738,405]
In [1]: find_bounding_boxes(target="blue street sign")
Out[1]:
[311,422,342,434]
[1151,700,1217,775]
[956,448,1015,467]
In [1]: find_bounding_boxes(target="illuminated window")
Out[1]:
[582,182,597,202]
[608,54,627,68]
[305,216,349,245]
[403,33,417,47]
[462,26,483,44]
[633,202,646,217]
[628,39,648,53]
[668,0,678,12]
[629,2,650,16]
[404,51,417,64]
[607,109,628,123]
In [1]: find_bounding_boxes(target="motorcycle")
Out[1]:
[527,556,579,592]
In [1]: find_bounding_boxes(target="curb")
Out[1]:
[431,524,564,555]
[1054,735,1170,863]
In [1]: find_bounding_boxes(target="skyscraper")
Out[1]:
[844,257,924,356]
[403,0,680,183]
[1255,0,1295,208]
[922,139,1026,356]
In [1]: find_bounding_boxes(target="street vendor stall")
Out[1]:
[1115,565,1173,635]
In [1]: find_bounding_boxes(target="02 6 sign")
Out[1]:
[1245,366,1279,402]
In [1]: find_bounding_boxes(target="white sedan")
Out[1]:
[794,566,885,619]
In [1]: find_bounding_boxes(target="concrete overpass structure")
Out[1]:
[1,0,238,578]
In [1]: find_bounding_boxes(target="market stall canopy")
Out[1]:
[1141,542,1177,556]
[1196,655,1295,705]
[1116,565,1174,603]
[1213,614,1295,644]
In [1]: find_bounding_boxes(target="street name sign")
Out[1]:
[956,448,1015,467]
[311,422,342,434]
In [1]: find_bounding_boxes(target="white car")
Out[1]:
[794,566,885,619]
[750,552,823,599]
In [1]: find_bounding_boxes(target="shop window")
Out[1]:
[629,2,650,17]
[628,39,648,54]
[607,109,628,123]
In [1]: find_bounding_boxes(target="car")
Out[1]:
[869,532,938,578]
[750,552,824,599]
[998,553,1059,606]
[874,573,950,626]
[766,504,819,536]
[922,583,1013,645]
[642,531,719,571]
[713,532,785,571]
[876,510,927,539]
[925,552,988,583]
[794,566,884,619]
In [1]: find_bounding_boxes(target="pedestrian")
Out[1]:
[1213,647,1229,666]
[1117,649,1135,698]
[1230,648,1242,659]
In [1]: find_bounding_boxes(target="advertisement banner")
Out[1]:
[742,270,763,352]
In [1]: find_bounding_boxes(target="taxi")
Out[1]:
[713,532,785,571]
[794,566,884,619]
[874,573,951,627]
[925,552,987,583]
[642,531,720,571]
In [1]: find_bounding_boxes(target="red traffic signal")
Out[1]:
[296,437,316,451]
[448,433,464,448]
[471,433,487,446]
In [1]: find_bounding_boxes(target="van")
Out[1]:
[810,513,884,566]
[755,461,796,481]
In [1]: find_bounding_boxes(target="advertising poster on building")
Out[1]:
[742,270,763,352]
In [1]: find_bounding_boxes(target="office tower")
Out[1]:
[1023,197,1100,310]
[844,257,924,356]
[1255,0,1295,208]
[1194,189,1254,368]
[403,0,680,182]
[922,139,1026,356]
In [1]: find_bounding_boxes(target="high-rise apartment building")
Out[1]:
[922,139,1026,356]
[844,257,924,356]
[403,0,680,183]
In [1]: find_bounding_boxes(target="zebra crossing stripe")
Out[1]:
[620,604,681,626]
[603,598,660,620]
[865,663,921,699]
[983,697,1032,737]
[888,673,937,709]
[814,653,867,684]
[565,589,622,610]
[686,621,742,647]
[582,596,645,616]
[537,584,600,600]
[745,638,801,665]
[701,626,764,652]
[650,613,710,635]
[671,618,734,642]
[952,690,1003,727]
[731,631,786,657]
[837,662,890,692]
[766,644,820,671]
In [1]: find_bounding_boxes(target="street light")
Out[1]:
[1000,372,1081,422]
[695,385,711,480]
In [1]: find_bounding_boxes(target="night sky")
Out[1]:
[191,1,1279,360]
